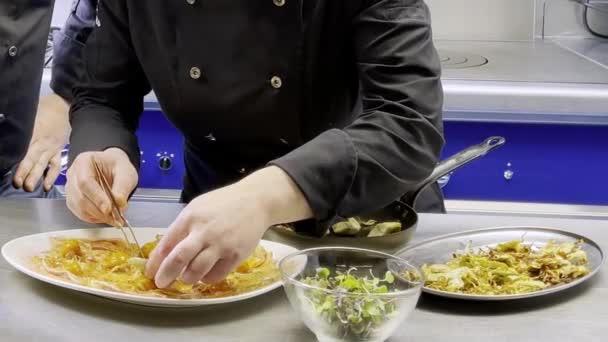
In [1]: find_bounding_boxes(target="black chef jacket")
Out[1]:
[0,0,54,174]
[50,0,96,103]
[70,0,446,235]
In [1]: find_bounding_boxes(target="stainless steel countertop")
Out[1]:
[1,199,607,342]
[556,39,608,69]
[438,40,608,83]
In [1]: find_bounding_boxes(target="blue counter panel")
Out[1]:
[56,110,185,190]
[56,110,608,206]
[441,121,608,205]
[136,110,185,189]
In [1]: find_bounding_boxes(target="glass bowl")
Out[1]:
[279,247,423,342]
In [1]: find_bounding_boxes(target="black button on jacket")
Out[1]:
[0,0,54,173]
[70,0,445,234]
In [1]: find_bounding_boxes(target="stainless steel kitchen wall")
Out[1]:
[425,0,536,40]
[537,0,608,38]
[426,0,608,40]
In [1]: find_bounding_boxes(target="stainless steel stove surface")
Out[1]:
[437,40,608,84]
[555,39,608,70]
[439,50,488,69]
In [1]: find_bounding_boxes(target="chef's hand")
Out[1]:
[14,94,70,192]
[145,166,313,288]
[65,148,138,225]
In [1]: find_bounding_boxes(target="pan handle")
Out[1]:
[402,136,506,204]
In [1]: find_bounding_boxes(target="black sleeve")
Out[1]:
[270,0,444,225]
[50,0,97,103]
[69,0,150,169]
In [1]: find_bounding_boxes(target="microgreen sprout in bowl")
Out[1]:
[279,247,423,342]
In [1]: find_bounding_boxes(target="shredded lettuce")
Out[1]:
[422,240,590,295]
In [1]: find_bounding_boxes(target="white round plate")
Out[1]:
[1,228,298,307]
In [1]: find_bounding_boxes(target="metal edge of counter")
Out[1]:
[52,186,608,219]
[140,79,608,125]
[445,200,608,220]
[441,80,608,125]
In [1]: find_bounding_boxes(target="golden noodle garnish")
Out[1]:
[32,235,281,299]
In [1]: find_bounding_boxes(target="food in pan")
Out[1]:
[419,239,591,295]
[275,217,403,238]
[331,218,402,237]
[32,235,281,299]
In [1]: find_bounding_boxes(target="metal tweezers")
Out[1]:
[92,157,143,257]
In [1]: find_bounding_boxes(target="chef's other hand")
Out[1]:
[65,148,138,225]
[145,166,313,288]
[14,94,71,192]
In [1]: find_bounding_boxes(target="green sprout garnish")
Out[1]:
[300,267,400,339]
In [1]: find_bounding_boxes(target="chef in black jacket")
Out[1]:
[66,0,445,288]
[0,0,58,198]
[1,0,98,198]
[12,0,97,196]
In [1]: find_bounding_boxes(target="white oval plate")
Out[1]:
[1,228,298,307]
